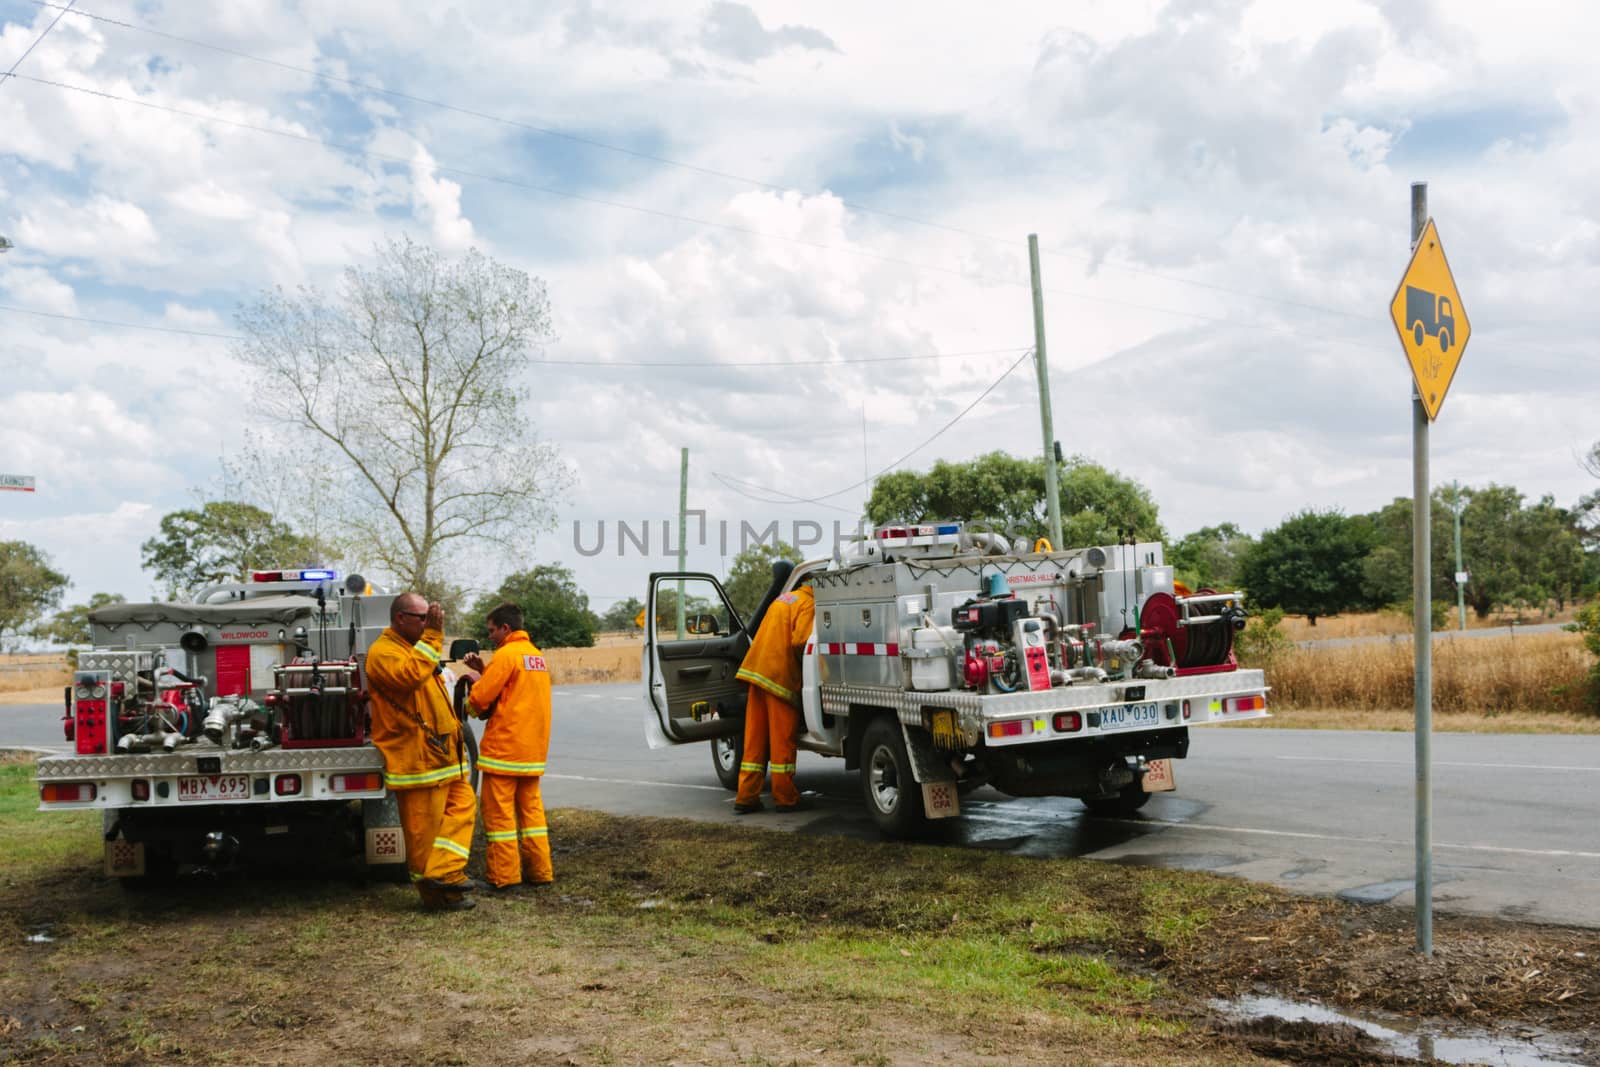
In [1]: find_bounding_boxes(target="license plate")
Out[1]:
[1099,702,1160,731]
[177,774,251,802]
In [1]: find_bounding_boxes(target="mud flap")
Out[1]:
[363,793,408,866]
[1142,758,1176,793]
[105,839,145,878]
[900,722,960,820]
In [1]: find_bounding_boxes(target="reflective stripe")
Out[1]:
[383,764,466,788]
[413,641,442,664]
[409,871,423,882]
[770,763,796,774]
[734,667,797,704]
[740,762,765,773]
[518,827,548,838]
[434,836,470,859]
[478,756,547,775]
[485,830,519,842]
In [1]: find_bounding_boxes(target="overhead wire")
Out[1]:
[10,72,1393,354]
[25,0,1374,326]
[0,302,1027,368]
[712,347,1035,508]
[1,0,74,84]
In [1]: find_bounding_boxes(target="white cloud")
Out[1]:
[409,143,475,252]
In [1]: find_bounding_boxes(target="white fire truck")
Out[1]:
[644,524,1268,837]
[33,570,469,883]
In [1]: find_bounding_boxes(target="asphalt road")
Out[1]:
[8,684,1598,928]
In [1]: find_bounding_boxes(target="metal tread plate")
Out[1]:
[36,746,384,780]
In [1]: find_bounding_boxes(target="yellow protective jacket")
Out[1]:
[735,585,814,706]
[467,630,552,776]
[365,625,468,791]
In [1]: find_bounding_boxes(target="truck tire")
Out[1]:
[1081,780,1153,818]
[711,734,741,791]
[859,717,928,839]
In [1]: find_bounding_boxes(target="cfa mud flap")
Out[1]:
[1142,758,1176,793]
[104,838,145,877]
[899,722,961,819]
[363,793,408,866]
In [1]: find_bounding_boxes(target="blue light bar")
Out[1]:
[298,569,338,581]
[934,523,961,535]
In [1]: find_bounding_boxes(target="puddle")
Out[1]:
[1214,994,1590,1066]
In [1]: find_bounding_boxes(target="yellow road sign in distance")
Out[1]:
[1389,217,1470,420]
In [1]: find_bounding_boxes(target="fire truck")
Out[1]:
[33,569,468,883]
[643,524,1268,837]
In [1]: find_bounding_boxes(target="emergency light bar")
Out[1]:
[252,569,339,583]
[874,523,962,549]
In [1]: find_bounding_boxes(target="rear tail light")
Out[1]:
[274,774,302,796]
[330,772,383,794]
[131,780,150,801]
[1053,711,1082,732]
[1224,695,1266,713]
[40,782,97,803]
[1182,700,1191,720]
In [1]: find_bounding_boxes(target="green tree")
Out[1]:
[35,592,125,646]
[232,237,573,595]
[723,541,804,621]
[469,564,597,648]
[598,596,645,633]
[1168,523,1255,589]
[866,451,1163,546]
[1238,510,1377,625]
[140,501,321,599]
[0,541,69,646]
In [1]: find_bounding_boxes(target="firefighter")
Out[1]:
[461,602,555,892]
[733,581,816,814]
[366,594,479,911]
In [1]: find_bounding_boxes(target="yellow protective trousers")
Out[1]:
[394,776,476,903]
[735,687,800,808]
[480,771,553,888]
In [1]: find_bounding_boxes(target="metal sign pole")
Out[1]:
[1410,181,1434,956]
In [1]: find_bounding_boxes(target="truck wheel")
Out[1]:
[711,734,741,791]
[860,718,928,839]
[1081,781,1153,818]
[1438,328,1451,353]
[1413,321,1425,347]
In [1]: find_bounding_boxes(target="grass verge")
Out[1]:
[1,757,1596,1065]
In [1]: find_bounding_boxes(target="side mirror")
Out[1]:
[448,638,481,661]
[690,613,720,636]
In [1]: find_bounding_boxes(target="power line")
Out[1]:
[714,347,1034,508]
[1,0,74,85]
[12,73,1394,352]
[0,302,1026,368]
[29,0,1371,326]
[0,302,241,338]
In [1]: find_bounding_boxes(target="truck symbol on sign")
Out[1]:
[1406,285,1455,353]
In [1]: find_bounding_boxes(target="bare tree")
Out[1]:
[232,237,572,597]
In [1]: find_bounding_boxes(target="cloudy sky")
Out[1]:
[2,0,1597,616]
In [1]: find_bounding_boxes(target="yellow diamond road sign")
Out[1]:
[1389,217,1470,420]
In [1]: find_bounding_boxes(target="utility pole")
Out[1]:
[1445,483,1468,631]
[1409,181,1433,956]
[1028,235,1064,550]
[676,447,689,640]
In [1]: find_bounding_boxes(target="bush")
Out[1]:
[1564,601,1600,712]
[1234,607,1292,668]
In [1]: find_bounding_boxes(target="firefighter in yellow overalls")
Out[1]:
[463,601,554,891]
[366,594,478,911]
[733,583,815,813]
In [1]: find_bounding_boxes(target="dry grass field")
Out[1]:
[1278,605,1580,642]
[0,655,70,704]
[1258,629,1592,714]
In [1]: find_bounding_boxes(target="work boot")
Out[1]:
[419,876,482,894]
[774,796,815,813]
[424,895,476,912]
[732,800,763,814]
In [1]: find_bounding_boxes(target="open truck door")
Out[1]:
[642,572,749,761]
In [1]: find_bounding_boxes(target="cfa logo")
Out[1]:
[522,655,548,672]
